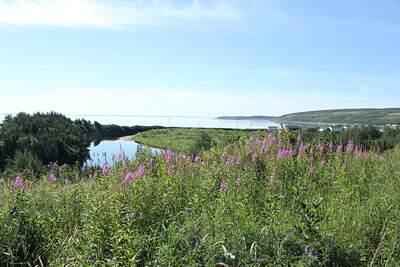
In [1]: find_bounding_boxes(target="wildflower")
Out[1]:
[125,172,134,181]
[346,140,354,152]
[194,155,201,163]
[328,143,333,152]
[92,171,98,179]
[221,151,227,159]
[187,156,192,163]
[309,148,314,157]
[308,167,314,175]
[220,181,227,192]
[297,134,302,142]
[250,136,254,141]
[14,176,24,188]
[49,173,57,181]
[252,153,257,165]
[269,171,277,186]
[165,149,173,162]
[278,131,282,142]
[102,163,109,175]
[305,246,314,260]
[117,152,123,161]
[277,150,284,160]
[337,145,343,154]
[226,156,234,165]
[236,156,242,164]
[138,164,145,176]
[320,159,326,166]
[256,138,261,145]
[319,145,324,154]
[288,149,294,157]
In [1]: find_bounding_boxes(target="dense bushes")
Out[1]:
[0,112,90,171]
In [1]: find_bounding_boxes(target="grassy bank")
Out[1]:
[1,132,400,265]
[133,128,271,153]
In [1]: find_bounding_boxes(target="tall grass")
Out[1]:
[0,132,399,266]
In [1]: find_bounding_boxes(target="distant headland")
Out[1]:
[217,108,400,125]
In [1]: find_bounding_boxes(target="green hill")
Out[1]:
[277,108,400,125]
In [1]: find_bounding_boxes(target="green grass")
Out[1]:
[1,132,400,266]
[133,127,271,153]
[277,108,400,125]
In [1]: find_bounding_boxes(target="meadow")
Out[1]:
[1,131,400,266]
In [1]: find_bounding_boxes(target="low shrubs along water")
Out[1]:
[1,132,399,266]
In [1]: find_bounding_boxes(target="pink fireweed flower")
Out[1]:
[246,148,254,155]
[221,151,227,159]
[250,136,254,141]
[320,159,326,166]
[297,134,302,142]
[269,171,277,187]
[102,163,109,175]
[328,144,333,152]
[226,156,235,165]
[236,156,242,164]
[337,145,343,154]
[49,173,56,181]
[288,149,294,157]
[92,171,98,179]
[138,164,145,176]
[256,138,261,146]
[297,153,302,159]
[309,148,314,157]
[346,140,354,152]
[269,137,276,145]
[278,131,282,142]
[117,152,123,161]
[308,167,314,175]
[187,156,192,163]
[262,137,268,147]
[125,172,134,181]
[220,181,227,192]
[194,155,201,163]
[319,145,324,154]
[14,176,24,188]
[277,150,284,160]
[252,153,257,165]
[165,149,173,162]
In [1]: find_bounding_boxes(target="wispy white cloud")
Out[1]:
[0,0,245,28]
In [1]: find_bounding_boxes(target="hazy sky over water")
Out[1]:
[1,0,399,116]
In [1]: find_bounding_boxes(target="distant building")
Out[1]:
[328,125,345,132]
[267,126,279,131]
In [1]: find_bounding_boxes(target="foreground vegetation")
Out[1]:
[1,131,399,266]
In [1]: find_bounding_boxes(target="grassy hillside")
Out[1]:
[277,108,400,125]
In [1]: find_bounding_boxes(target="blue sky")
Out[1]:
[0,0,399,117]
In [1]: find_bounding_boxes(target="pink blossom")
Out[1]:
[297,134,302,142]
[236,156,242,164]
[92,172,98,179]
[14,176,24,188]
[337,145,343,154]
[125,172,134,181]
[346,140,354,152]
[308,168,314,175]
[252,153,257,165]
[220,181,227,192]
[102,163,109,175]
[320,159,326,166]
[328,144,333,152]
[319,145,324,154]
[269,171,277,187]
[194,155,201,163]
[165,149,173,162]
[168,164,174,175]
[256,138,261,145]
[117,152,123,161]
[49,173,57,181]
[138,164,145,176]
